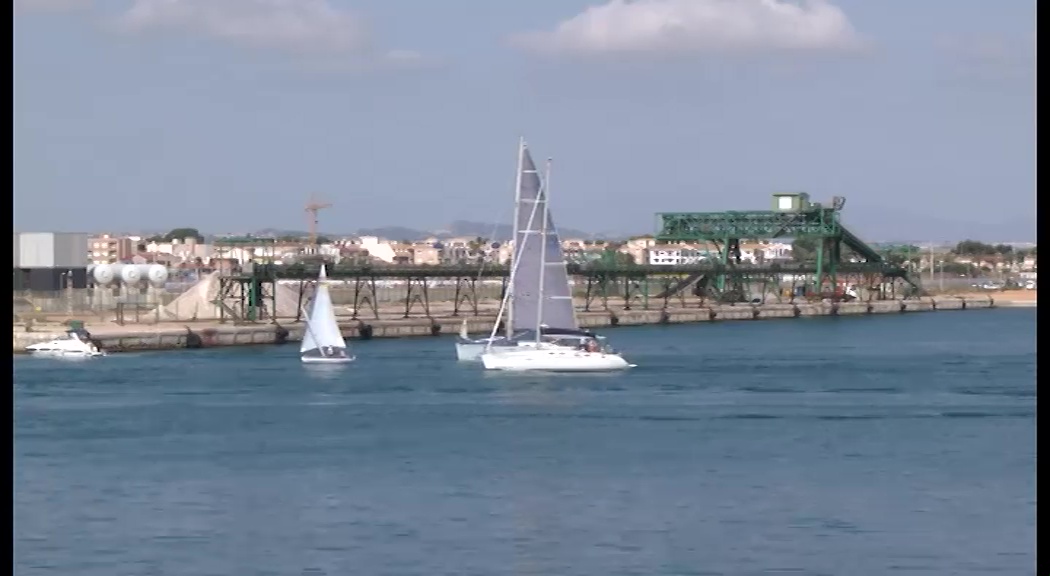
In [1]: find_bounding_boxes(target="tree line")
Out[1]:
[951,240,1035,257]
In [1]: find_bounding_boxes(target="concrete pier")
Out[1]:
[11,296,1001,355]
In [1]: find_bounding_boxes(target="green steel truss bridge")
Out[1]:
[654,193,921,300]
[213,262,917,324]
[210,194,921,323]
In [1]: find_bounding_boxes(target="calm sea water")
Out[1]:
[15,309,1036,576]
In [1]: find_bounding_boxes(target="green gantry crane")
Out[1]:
[655,192,918,300]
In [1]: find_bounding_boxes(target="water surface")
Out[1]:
[15,309,1036,575]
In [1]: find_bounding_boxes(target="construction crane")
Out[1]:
[305,196,333,245]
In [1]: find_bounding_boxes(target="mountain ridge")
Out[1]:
[228,220,608,242]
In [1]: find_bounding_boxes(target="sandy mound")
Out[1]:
[154,272,304,321]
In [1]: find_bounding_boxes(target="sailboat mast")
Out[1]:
[534,157,552,345]
[507,137,525,339]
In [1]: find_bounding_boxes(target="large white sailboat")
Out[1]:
[301,265,355,364]
[479,143,633,372]
[455,138,602,361]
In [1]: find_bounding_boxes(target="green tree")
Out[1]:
[164,227,204,242]
[941,262,975,276]
[466,236,489,262]
[791,237,818,262]
[952,240,996,256]
[149,227,204,243]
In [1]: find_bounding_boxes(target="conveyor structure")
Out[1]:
[655,193,921,301]
[213,194,922,322]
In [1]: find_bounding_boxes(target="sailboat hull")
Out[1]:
[456,342,488,362]
[481,347,632,372]
[456,338,517,361]
[301,355,355,364]
[301,346,355,364]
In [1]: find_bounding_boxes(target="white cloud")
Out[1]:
[15,0,91,12]
[512,0,863,56]
[115,0,370,55]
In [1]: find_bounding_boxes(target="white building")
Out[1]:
[648,246,708,265]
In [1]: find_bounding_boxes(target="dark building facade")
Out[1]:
[13,268,89,291]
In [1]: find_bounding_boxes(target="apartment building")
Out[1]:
[88,234,135,265]
[144,237,213,263]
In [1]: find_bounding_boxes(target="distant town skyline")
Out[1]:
[29,219,1038,247]
[14,0,1034,242]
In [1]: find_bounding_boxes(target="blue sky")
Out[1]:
[14,0,1035,242]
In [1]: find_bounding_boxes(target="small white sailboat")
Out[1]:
[25,327,106,358]
[301,265,355,364]
[480,147,633,372]
[456,138,603,361]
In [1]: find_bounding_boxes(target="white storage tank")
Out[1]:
[120,264,143,285]
[92,263,118,286]
[146,264,169,287]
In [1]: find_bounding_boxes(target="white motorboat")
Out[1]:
[301,265,355,364]
[458,137,616,362]
[479,143,634,372]
[25,328,106,358]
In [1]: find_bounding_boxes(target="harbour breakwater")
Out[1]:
[12,296,1002,355]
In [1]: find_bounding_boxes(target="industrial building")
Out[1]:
[13,232,90,291]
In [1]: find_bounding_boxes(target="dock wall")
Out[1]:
[12,296,999,354]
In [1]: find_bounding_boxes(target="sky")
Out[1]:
[13,0,1036,242]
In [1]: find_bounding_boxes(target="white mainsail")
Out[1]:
[301,265,353,363]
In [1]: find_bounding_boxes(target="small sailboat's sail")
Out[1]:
[301,265,353,363]
[510,144,578,333]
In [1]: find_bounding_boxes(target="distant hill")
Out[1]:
[205,214,1031,246]
[232,220,607,243]
[443,220,597,241]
